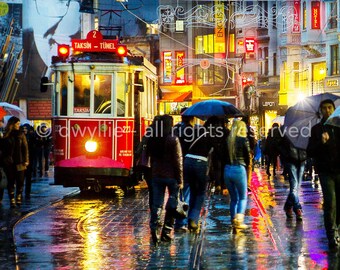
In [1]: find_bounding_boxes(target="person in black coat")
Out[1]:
[21,124,37,199]
[2,117,29,208]
[307,99,340,249]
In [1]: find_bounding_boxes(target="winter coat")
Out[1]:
[307,119,340,173]
[226,136,251,168]
[148,134,183,186]
[2,130,29,168]
[278,135,307,164]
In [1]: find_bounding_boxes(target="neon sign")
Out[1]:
[245,38,255,53]
[311,1,320,29]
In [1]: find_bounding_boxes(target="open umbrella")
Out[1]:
[283,93,340,150]
[0,102,27,122]
[325,105,340,127]
[272,116,285,125]
[182,99,242,120]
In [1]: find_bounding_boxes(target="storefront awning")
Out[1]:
[173,91,192,102]
[159,85,193,102]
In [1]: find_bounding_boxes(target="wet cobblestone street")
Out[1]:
[0,168,339,269]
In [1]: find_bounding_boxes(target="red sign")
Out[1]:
[311,1,320,29]
[292,1,300,33]
[245,38,255,53]
[72,30,118,53]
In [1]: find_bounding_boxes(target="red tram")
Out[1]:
[50,30,157,192]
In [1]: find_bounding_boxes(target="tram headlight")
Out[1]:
[85,140,98,153]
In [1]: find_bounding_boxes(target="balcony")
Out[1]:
[287,33,301,45]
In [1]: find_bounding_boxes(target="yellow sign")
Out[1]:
[326,79,338,87]
[0,2,8,16]
[214,3,225,45]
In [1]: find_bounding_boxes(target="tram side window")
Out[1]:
[74,75,90,114]
[94,74,112,114]
[60,72,68,116]
[116,73,126,117]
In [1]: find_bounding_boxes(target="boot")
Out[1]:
[16,193,22,206]
[233,214,248,230]
[161,212,174,242]
[151,229,160,246]
[9,192,16,208]
[284,207,294,219]
[161,226,173,242]
[295,209,303,221]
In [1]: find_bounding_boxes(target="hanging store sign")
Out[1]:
[245,38,255,53]
[175,51,185,84]
[214,3,225,43]
[292,1,300,33]
[163,51,172,83]
[72,30,118,53]
[311,1,320,29]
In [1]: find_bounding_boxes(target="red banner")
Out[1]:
[292,1,300,33]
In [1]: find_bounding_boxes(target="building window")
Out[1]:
[264,47,269,75]
[258,1,268,28]
[195,34,224,54]
[330,44,339,75]
[329,2,337,29]
[293,62,300,88]
[282,15,287,33]
[197,65,225,85]
[273,53,277,76]
[303,2,306,30]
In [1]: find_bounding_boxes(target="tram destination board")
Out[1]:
[72,30,118,53]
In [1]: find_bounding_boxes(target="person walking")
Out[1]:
[147,115,183,245]
[307,99,340,249]
[184,117,215,232]
[41,124,53,177]
[173,108,195,232]
[0,118,5,203]
[278,134,307,221]
[2,116,29,208]
[224,119,251,231]
[264,123,281,176]
[21,124,36,199]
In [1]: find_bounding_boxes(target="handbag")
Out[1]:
[166,189,189,218]
[135,144,151,168]
[0,167,7,189]
[176,189,189,218]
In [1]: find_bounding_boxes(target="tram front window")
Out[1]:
[94,75,112,114]
[74,75,90,114]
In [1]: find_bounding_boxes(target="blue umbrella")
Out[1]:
[182,99,242,120]
[283,93,340,150]
[325,105,340,127]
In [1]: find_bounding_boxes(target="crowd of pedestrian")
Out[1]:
[139,99,339,251]
[0,118,53,207]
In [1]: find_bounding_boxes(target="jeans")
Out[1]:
[318,172,340,241]
[184,157,208,224]
[284,161,305,211]
[224,165,248,220]
[149,177,178,231]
